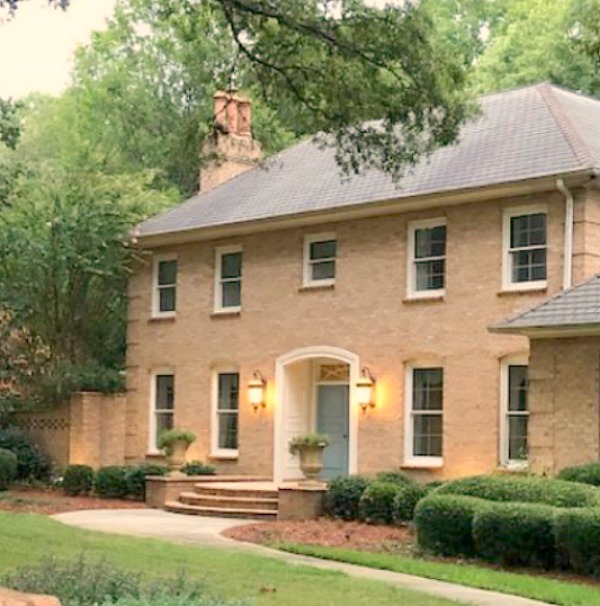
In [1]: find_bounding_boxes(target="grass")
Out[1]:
[0,513,463,606]
[279,543,600,606]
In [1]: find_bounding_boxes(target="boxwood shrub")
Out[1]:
[359,481,401,525]
[181,461,217,476]
[436,474,600,508]
[473,502,557,569]
[555,508,600,577]
[557,462,600,487]
[95,466,128,499]
[415,494,489,557]
[0,448,18,491]
[125,464,169,500]
[62,465,94,496]
[375,471,414,486]
[0,426,51,481]
[392,483,424,523]
[325,475,371,520]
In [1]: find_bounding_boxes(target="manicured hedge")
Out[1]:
[392,484,424,523]
[557,462,600,487]
[555,508,600,577]
[95,466,129,499]
[0,448,18,491]
[415,494,490,557]
[326,475,371,520]
[375,471,414,486]
[181,461,217,476]
[125,464,169,500]
[436,474,600,508]
[63,465,94,496]
[359,482,402,525]
[0,427,51,481]
[473,502,557,569]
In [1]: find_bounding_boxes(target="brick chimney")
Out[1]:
[200,90,263,193]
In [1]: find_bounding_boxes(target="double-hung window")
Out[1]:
[503,208,547,290]
[150,373,174,451]
[153,256,177,317]
[405,367,444,466]
[303,234,337,287]
[501,358,529,468]
[215,246,242,312]
[213,371,240,456]
[408,219,447,297]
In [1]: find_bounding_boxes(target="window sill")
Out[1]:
[209,451,239,461]
[211,310,241,319]
[497,462,529,473]
[148,314,176,323]
[145,451,165,459]
[401,459,443,470]
[403,293,445,304]
[498,284,547,296]
[299,283,335,292]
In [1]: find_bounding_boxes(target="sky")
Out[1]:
[0,0,394,100]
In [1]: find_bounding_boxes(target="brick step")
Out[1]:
[179,491,279,511]
[165,501,277,520]
[194,485,279,500]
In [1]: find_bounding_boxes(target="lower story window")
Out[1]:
[406,367,443,462]
[502,362,529,465]
[152,374,174,450]
[216,372,239,452]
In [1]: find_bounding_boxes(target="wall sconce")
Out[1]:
[356,367,376,413]
[248,370,266,411]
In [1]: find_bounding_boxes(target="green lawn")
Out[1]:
[0,513,462,606]
[279,544,600,606]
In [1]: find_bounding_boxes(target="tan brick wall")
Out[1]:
[572,187,600,282]
[126,189,581,479]
[529,337,600,475]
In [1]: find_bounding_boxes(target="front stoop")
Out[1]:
[165,482,279,520]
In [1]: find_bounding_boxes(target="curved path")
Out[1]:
[53,509,553,606]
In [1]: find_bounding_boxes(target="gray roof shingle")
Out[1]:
[494,274,600,332]
[137,83,600,239]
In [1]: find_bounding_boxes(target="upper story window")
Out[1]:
[304,233,337,287]
[500,357,529,469]
[503,207,547,290]
[149,372,174,452]
[153,256,177,317]
[215,246,242,312]
[407,219,447,298]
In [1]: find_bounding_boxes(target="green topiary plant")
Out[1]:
[157,429,196,455]
[125,464,169,500]
[325,475,371,520]
[0,426,51,481]
[392,483,425,523]
[0,447,17,491]
[557,462,600,487]
[359,481,402,525]
[181,461,216,476]
[288,433,329,455]
[62,465,94,496]
[376,470,415,486]
[95,466,128,499]
[555,507,600,577]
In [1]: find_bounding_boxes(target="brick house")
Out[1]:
[126,83,600,482]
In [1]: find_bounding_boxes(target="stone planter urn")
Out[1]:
[289,433,329,486]
[157,428,196,474]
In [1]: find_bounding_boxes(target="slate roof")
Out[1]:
[494,274,600,332]
[137,83,600,239]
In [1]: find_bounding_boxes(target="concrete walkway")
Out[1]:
[53,509,553,606]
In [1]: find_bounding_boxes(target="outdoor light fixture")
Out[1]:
[356,367,376,413]
[248,370,266,410]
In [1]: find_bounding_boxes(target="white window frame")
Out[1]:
[148,369,175,454]
[404,364,444,468]
[502,205,548,292]
[211,367,240,458]
[152,254,177,318]
[303,233,337,287]
[407,218,447,299]
[214,245,243,313]
[500,355,529,470]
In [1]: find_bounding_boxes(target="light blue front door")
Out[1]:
[317,384,350,479]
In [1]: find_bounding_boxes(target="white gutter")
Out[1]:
[557,178,574,290]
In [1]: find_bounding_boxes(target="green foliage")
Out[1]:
[415,494,490,557]
[325,475,371,521]
[288,433,329,454]
[0,98,22,151]
[125,464,169,501]
[359,482,402,525]
[392,484,425,523]
[557,462,600,486]
[422,481,445,496]
[0,426,51,480]
[0,447,17,491]
[555,507,600,577]
[181,461,217,476]
[375,471,415,486]
[436,474,600,508]
[62,465,94,496]
[95,466,129,499]
[473,502,557,568]
[157,429,197,454]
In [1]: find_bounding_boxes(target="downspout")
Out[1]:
[557,178,574,290]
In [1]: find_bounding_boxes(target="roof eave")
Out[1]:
[490,322,600,339]
[134,168,596,250]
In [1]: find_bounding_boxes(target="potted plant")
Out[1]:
[158,429,196,473]
[289,433,329,485]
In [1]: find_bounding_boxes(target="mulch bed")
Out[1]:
[224,518,414,554]
[0,486,146,515]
